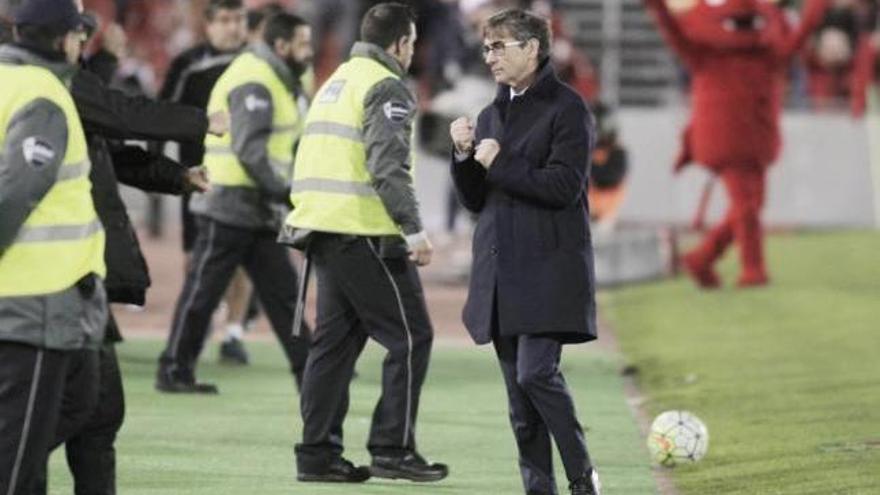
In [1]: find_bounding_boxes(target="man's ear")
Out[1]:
[395,36,408,54]
[274,37,289,56]
[529,38,540,57]
[667,0,699,14]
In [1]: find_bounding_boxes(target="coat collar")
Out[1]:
[493,58,557,105]
[250,41,299,94]
[0,43,76,85]
[349,41,406,78]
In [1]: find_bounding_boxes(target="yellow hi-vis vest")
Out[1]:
[204,52,301,187]
[286,56,409,236]
[0,64,105,297]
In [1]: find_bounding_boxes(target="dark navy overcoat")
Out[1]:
[451,61,598,345]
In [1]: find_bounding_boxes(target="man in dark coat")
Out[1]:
[449,9,600,495]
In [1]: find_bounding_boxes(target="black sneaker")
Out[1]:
[297,457,371,483]
[219,338,249,365]
[370,452,448,482]
[155,367,219,394]
[570,468,601,495]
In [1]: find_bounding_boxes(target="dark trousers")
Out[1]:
[159,217,310,378]
[295,235,434,470]
[493,334,592,495]
[32,341,124,495]
[0,343,70,495]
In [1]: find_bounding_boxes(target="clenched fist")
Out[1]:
[474,139,500,169]
[208,111,229,137]
[450,117,475,154]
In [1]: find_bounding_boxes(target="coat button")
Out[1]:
[490,246,498,255]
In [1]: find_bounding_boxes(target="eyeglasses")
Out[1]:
[481,40,525,58]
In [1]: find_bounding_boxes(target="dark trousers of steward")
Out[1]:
[159,216,310,380]
[32,336,124,495]
[295,233,434,471]
[0,343,71,495]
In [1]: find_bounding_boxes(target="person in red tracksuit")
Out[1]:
[644,0,829,288]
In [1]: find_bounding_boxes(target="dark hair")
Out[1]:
[246,3,284,33]
[360,2,416,50]
[262,12,308,47]
[483,9,551,62]
[13,23,66,52]
[204,0,243,21]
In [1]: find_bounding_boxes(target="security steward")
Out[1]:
[0,1,107,493]
[157,13,313,394]
[281,2,447,484]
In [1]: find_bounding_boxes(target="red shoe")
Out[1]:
[737,271,768,288]
[680,252,721,289]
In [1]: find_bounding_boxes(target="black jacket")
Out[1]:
[451,61,597,345]
[72,60,208,331]
[158,43,241,167]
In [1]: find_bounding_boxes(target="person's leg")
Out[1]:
[331,239,434,457]
[0,343,69,495]
[50,349,100,448]
[241,233,310,383]
[721,168,768,286]
[158,218,247,391]
[65,342,125,495]
[28,348,101,495]
[335,238,444,481]
[515,336,593,486]
[218,268,252,365]
[295,238,368,481]
[492,335,557,495]
[681,178,735,289]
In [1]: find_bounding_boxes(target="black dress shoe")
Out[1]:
[370,452,448,482]
[155,368,218,394]
[570,468,601,495]
[297,457,371,483]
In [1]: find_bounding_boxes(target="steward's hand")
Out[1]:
[405,231,433,267]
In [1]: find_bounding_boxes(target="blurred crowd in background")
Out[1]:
[4,0,880,111]
[3,0,880,232]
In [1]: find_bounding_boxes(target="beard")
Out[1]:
[286,57,311,77]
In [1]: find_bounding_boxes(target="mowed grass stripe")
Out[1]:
[603,230,880,495]
[48,340,657,494]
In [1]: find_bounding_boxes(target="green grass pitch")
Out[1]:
[603,230,880,494]
[47,340,657,494]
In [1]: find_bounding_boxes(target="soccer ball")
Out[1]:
[647,410,709,466]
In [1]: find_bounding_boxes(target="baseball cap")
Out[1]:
[14,0,83,33]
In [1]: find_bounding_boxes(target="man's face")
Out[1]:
[482,28,536,87]
[206,7,245,51]
[392,23,417,72]
[63,28,86,64]
[276,25,314,77]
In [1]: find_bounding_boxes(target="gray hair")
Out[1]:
[483,8,552,62]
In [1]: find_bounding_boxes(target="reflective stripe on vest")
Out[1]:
[0,63,105,297]
[203,52,301,188]
[286,56,411,236]
[14,218,104,243]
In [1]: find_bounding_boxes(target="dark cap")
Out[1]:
[14,0,82,33]
[80,10,97,36]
